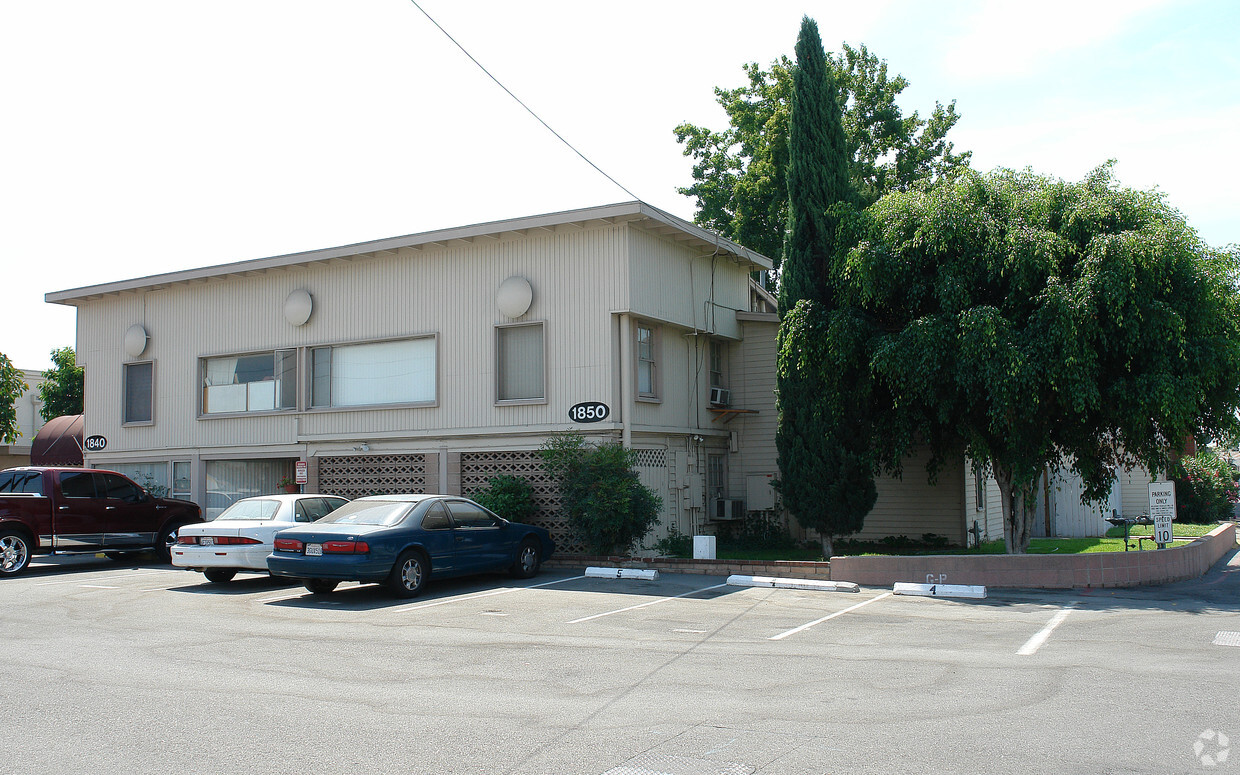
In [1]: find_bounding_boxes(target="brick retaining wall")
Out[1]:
[542,555,832,580]
[827,523,1237,589]
[545,523,1238,589]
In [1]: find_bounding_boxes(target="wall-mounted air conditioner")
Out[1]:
[709,387,731,407]
[709,497,745,521]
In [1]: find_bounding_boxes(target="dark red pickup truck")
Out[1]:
[0,467,203,577]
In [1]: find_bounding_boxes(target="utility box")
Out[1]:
[693,535,717,560]
[746,473,777,511]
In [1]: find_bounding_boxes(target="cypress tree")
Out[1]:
[775,17,874,556]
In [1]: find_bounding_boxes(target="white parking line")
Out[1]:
[768,592,892,640]
[567,583,728,624]
[79,584,118,589]
[258,574,587,606]
[35,570,168,587]
[1017,603,1079,656]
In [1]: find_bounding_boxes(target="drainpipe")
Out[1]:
[620,313,633,450]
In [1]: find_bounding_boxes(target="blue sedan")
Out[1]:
[266,494,555,597]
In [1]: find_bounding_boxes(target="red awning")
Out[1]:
[30,414,84,466]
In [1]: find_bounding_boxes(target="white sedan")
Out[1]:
[172,494,348,582]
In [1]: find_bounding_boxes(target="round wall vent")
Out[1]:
[496,276,533,318]
[123,324,148,358]
[284,289,314,326]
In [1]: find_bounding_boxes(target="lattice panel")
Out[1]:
[633,448,667,468]
[318,454,427,500]
[459,450,585,554]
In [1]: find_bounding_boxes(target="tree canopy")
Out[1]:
[38,347,84,421]
[675,42,970,267]
[834,164,1240,551]
[0,353,29,445]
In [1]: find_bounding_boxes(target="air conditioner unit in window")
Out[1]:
[709,387,731,407]
[709,497,746,521]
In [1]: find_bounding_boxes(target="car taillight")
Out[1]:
[274,538,304,552]
[177,535,198,545]
[213,536,262,545]
[323,540,369,554]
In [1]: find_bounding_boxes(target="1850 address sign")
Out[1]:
[568,402,609,423]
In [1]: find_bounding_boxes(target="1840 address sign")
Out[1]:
[568,402,609,423]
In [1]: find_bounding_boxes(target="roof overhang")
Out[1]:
[46,201,773,305]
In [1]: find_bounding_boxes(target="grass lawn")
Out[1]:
[661,522,1230,562]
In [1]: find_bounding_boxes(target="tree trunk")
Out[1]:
[820,533,834,559]
[993,466,1034,554]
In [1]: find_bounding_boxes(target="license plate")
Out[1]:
[200,537,215,546]
[305,543,323,556]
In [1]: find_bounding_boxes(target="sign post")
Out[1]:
[1147,481,1176,549]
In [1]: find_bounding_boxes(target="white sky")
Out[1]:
[3,0,1236,370]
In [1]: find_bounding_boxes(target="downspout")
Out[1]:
[620,313,633,450]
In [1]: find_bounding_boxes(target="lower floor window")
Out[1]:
[205,458,297,518]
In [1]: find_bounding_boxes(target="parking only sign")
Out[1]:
[1147,481,1176,547]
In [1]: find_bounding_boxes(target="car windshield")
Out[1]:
[315,500,412,526]
[215,499,281,521]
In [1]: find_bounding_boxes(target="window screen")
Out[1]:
[497,323,544,401]
[124,362,154,423]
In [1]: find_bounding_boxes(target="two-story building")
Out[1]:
[46,201,983,551]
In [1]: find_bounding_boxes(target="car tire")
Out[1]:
[204,568,237,583]
[153,524,182,564]
[510,538,541,579]
[305,578,339,594]
[0,529,32,578]
[387,550,428,598]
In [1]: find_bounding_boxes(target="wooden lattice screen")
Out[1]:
[458,450,585,554]
[318,454,427,500]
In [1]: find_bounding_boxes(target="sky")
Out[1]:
[3,0,1237,370]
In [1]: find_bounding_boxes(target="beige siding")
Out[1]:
[729,318,779,505]
[853,450,966,544]
[628,228,745,342]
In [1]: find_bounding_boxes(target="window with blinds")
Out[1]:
[496,323,544,402]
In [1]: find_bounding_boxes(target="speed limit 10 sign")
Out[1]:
[1148,481,1176,546]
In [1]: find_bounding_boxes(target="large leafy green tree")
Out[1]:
[0,353,29,445]
[774,17,874,556]
[38,347,84,421]
[675,42,970,267]
[838,164,1240,552]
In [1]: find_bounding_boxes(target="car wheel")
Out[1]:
[0,529,32,577]
[387,550,428,598]
[305,578,339,594]
[510,538,541,579]
[203,568,237,583]
[153,524,181,564]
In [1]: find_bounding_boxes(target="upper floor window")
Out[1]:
[123,361,154,424]
[636,323,659,400]
[310,336,436,409]
[202,350,296,415]
[710,340,727,388]
[496,323,545,403]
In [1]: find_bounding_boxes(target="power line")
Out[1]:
[406,0,641,202]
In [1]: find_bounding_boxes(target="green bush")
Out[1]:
[715,510,796,551]
[470,474,536,523]
[1172,451,1238,524]
[539,432,662,555]
[653,524,693,558]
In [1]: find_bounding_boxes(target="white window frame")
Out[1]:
[122,360,155,426]
[495,321,547,405]
[199,349,298,417]
[307,334,438,411]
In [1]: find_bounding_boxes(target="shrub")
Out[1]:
[1172,451,1239,524]
[653,524,693,558]
[715,510,796,551]
[470,474,536,523]
[539,432,662,555]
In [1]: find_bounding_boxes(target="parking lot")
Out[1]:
[3,552,1239,775]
